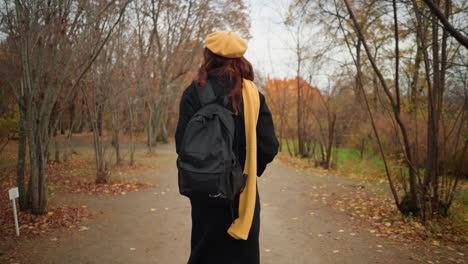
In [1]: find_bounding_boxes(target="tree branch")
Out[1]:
[422,0,468,49]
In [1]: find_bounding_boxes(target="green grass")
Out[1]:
[279,137,298,155]
[335,147,362,163]
[278,138,393,179]
[459,189,468,212]
[449,188,468,235]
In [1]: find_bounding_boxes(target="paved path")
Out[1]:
[7,144,444,263]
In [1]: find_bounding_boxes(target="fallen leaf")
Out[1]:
[78,226,89,231]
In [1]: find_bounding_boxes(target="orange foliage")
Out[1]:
[263,77,326,153]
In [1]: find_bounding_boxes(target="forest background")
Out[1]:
[0,0,466,243]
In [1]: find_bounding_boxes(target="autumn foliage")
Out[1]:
[263,77,325,157]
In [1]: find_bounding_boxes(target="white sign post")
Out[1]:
[8,187,20,236]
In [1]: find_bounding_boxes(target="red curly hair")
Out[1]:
[198,48,254,114]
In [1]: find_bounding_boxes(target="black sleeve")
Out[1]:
[256,92,279,176]
[175,83,197,154]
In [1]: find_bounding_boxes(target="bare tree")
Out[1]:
[0,0,130,214]
[421,0,468,48]
[337,0,467,221]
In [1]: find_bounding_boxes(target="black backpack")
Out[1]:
[177,80,247,201]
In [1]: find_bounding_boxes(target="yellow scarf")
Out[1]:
[227,79,260,240]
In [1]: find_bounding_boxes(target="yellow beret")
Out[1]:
[205,31,248,58]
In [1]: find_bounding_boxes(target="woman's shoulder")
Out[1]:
[182,80,198,97]
[257,88,266,105]
[182,78,223,100]
[258,89,265,99]
[181,80,201,103]
[180,80,202,111]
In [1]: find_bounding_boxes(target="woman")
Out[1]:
[175,31,279,264]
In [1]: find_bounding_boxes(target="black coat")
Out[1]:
[175,78,279,264]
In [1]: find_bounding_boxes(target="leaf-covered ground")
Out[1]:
[278,152,467,257]
[0,142,466,263]
[0,156,154,240]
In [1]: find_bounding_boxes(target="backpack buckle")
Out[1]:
[202,118,207,128]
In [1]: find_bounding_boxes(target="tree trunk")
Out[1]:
[37,134,48,215]
[146,106,153,152]
[424,0,441,219]
[297,77,305,157]
[54,137,60,163]
[69,101,76,133]
[359,138,365,160]
[129,112,135,166]
[392,0,419,216]
[112,127,121,166]
[157,117,169,143]
[64,109,76,163]
[17,98,28,211]
[438,0,450,211]
[77,106,85,133]
[410,43,422,109]
[60,114,65,135]
[355,38,362,102]
[26,106,47,215]
[372,74,378,108]
[97,104,104,137]
[325,112,336,169]
[93,121,108,184]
